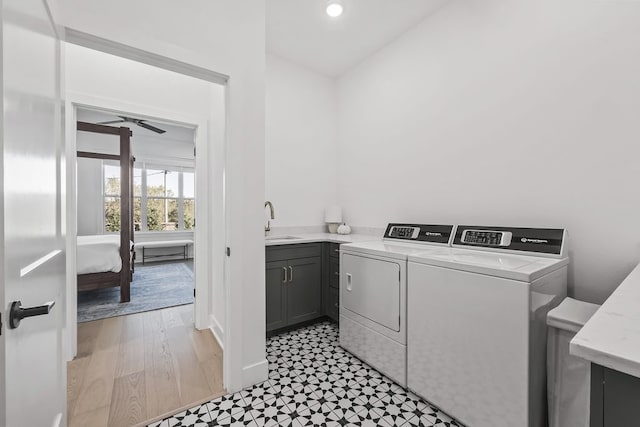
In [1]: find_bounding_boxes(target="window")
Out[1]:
[104,165,121,233]
[183,172,195,230]
[104,163,194,233]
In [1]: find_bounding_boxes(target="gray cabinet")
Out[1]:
[324,243,340,322]
[326,286,339,321]
[591,364,640,427]
[266,260,288,331]
[287,257,322,324]
[266,244,323,333]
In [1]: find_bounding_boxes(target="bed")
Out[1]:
[77,235,134,275]
[76,121,135,302]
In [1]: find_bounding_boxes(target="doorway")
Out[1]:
[74,108,198,323]
[63,41,230,425]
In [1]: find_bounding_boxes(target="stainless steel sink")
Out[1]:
[265,235,301,241]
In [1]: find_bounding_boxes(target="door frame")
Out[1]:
[62,29,246,393]
[64,91,228,373]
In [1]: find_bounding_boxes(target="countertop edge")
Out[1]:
[570,262,640,378]
[570,340,640,379]
[264,233,380,246]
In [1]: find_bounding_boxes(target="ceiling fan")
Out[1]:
[96,115,167,134]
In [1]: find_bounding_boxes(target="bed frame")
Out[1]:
[76,121,135,303]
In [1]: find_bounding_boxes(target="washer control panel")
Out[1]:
[461,230,512,247]
[453,225,566,256]
[384,223,453,245]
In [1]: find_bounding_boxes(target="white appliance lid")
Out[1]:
[341,240,445,260]
[408,247,568,282]
[547,297,600,333]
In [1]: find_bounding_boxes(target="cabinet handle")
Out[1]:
[289,266,293,282]
[334,271,339,276]
[282,266,287,283]
[333,249,340,253]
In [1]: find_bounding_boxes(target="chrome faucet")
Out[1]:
[265,201,275,236]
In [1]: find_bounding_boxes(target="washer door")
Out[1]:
[342,253,401,332]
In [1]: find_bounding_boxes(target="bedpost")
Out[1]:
[120,126,132,302]
[130,154,135,278]
[131,155,135,242]
[76,122,135,299]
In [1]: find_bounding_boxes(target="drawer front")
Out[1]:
[329,257,340,289]
[328,243,341,259]
[266,243,322,262]
[327,286,339,322]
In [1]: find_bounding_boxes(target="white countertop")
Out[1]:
[265,232,381,246]
[571,262,640,378]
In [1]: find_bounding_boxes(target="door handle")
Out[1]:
[289,266,293,282]
[282,267,287,283]
[9,300,55,329]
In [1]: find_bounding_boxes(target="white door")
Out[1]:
[1,0,65,426]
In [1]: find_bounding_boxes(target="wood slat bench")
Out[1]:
[136,240,193,264]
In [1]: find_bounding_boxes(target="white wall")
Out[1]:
[66,45,216,118]
[337,0,640,304]
[61,0,266,391]
[266,54,338,227]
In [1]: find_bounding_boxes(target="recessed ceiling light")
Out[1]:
[326,1,344,17]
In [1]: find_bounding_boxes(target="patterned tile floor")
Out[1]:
[148,321,462,427]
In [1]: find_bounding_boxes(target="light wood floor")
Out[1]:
[67,304,224,427]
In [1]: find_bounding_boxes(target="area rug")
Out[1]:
[77,262,194,323]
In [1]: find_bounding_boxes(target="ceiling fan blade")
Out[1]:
[96,119,127,125]
[136,121,166,134]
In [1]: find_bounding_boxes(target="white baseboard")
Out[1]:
[210,314,225,350]
[242,359,268,389]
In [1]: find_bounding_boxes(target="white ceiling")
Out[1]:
[266,0,449,77]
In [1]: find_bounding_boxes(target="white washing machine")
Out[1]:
[407,225,569,427]
[340,223,454,386]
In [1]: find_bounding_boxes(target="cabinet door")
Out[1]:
[326,286,339,322]
[602,367,640,426]
[266,260,288,331]
[329,257,340,289]
[328,243,341,258]
[287,256,323,325]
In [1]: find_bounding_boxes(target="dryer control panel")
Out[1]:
[384,223,453,245]
[388,226,420,239]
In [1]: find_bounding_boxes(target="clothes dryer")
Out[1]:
[340,223,454,386]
